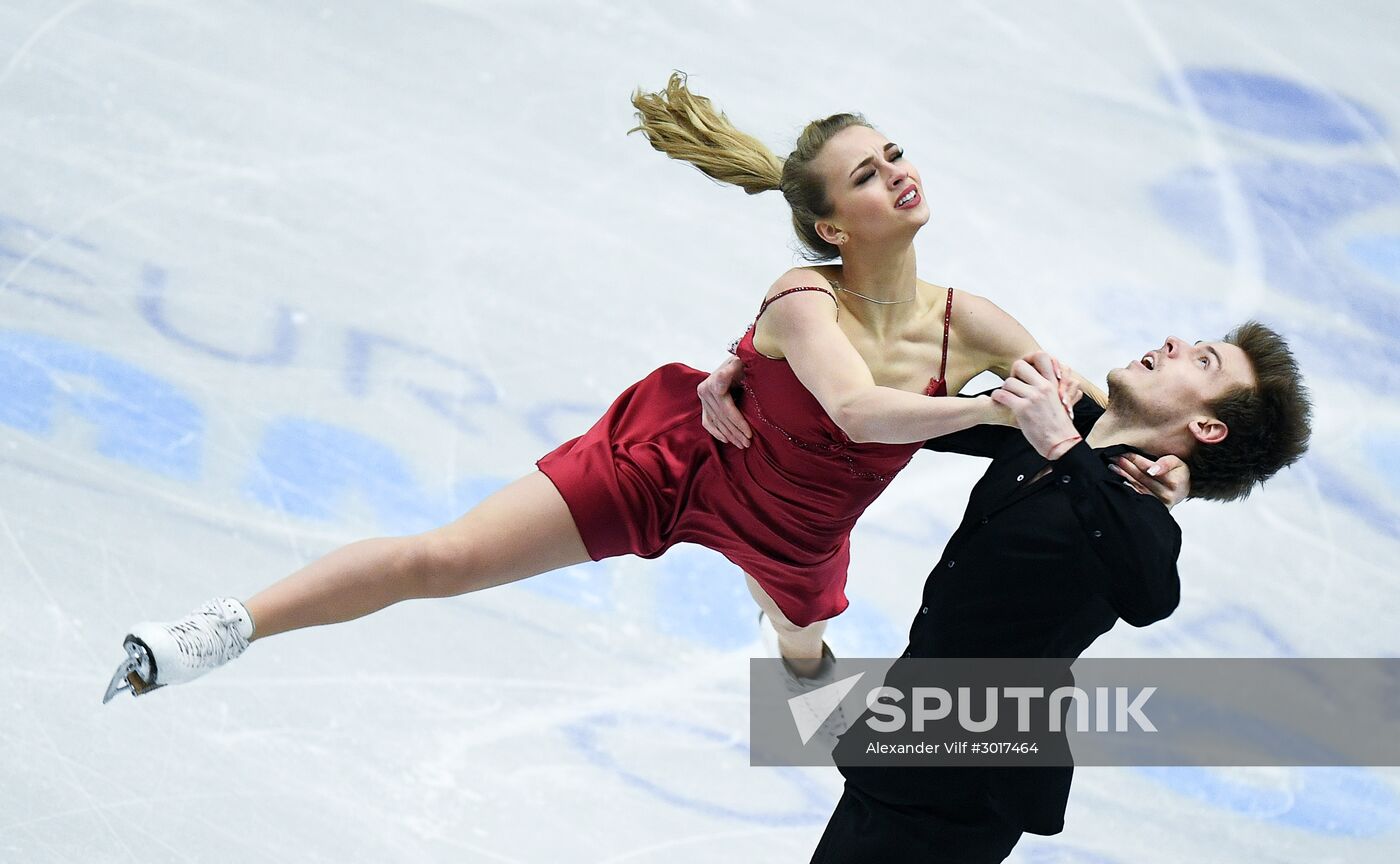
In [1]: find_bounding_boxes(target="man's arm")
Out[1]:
[996,353,1181,625]
[1055,441,1182,626]
[919,389,1018,458]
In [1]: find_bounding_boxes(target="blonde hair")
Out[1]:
[629,72,872,261]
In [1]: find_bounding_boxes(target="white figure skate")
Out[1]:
[103,597,254,703]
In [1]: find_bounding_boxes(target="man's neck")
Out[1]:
[1085,406,1161,455]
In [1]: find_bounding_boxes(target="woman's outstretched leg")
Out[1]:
[246,471,591,640]
[105,472,591,700]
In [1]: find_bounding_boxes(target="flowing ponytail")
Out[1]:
[629,72,874,262]
[629,71,784,195]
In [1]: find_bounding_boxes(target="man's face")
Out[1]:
[1106,335,1256,446]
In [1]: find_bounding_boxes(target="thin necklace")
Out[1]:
[830,278,916,305]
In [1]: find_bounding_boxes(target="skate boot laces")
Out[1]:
[169,599,252,670]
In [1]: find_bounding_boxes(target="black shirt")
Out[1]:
[909,390,1182,658]
[837,392,1183,835]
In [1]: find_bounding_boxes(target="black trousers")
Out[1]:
[809,782,1023,864]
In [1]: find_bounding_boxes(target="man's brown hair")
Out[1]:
[1187,321,1313,502]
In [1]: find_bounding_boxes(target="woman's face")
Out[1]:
[813,125,929,247]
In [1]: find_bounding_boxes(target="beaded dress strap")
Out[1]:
[937,286,954,384]
[755,286,839,322]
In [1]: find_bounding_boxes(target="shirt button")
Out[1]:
[921,606,929,614]
[947,560,956,569]
[1092,530,1103,538]
[1016,474,1025,482]
[1061,475,1072,483]
[903,650,911,658]
[979,516,989,525]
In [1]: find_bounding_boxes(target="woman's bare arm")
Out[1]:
[760,269,1006,444]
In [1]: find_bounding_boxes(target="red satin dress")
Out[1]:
[536,285,954,627]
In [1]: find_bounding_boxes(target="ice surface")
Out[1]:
[2,1,1398,861]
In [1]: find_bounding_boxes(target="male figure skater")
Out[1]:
[701,322,1312,862]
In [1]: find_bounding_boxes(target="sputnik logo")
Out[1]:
[788,672,865,745]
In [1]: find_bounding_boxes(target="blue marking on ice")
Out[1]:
[0,329,203,479]
[244,415,444,531]
[564,713,829,825]
[140,265,301,365]
[1137,766,1399,837]
[654,545,758,650]
[1345,234,1400,285]
[1165,68,1386,144]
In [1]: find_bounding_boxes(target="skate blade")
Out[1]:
[102,637,161,703]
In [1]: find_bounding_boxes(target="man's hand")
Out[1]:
[1111,453,1191,510]
[990,352,1082,459]
[698,355,753,448]
[986,352,1083,428]
[1053,360,1084,419]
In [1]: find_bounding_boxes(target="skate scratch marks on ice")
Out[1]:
[0,0,97,93]
[1122,0,1268,319]
[597,826,803,864]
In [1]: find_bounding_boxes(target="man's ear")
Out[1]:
[1189,416,1228,446]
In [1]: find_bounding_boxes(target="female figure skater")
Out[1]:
[105,73,1100,701]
